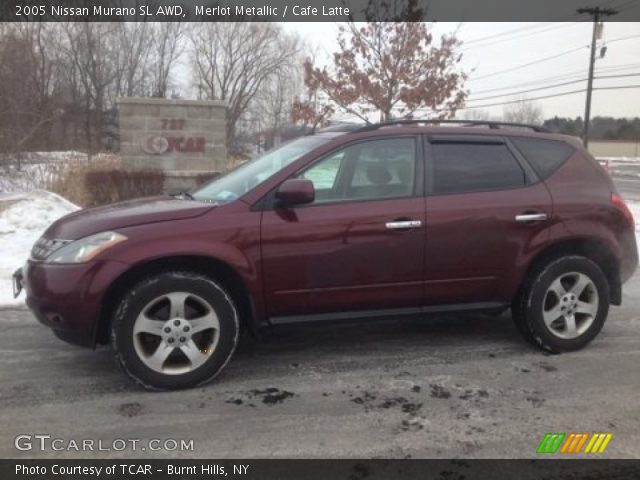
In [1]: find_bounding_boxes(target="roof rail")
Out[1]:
[316,122,364,133]
[352,119,550,134]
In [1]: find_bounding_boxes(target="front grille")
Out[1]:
[30,237,72,261]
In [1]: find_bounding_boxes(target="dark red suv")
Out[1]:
[14,120,638,390]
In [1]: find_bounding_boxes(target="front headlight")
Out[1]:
[47,231,127,264]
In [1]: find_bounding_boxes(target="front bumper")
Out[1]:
[20,259,129,348]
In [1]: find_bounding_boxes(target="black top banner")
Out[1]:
[2,0,640,22]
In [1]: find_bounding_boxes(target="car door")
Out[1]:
[260,136,426,319]
[423,135,552,305]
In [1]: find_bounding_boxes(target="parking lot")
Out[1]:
[1,266,639,459]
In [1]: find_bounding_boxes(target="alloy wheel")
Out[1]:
[132,292,220,374]
[542,272,599,340]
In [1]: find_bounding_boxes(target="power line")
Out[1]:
[466,73,640,103]
[468,46,588,81]
[467,79,588,103]
[463,23,555,45]
[468,34,640,83]
[595,73,640,80]
[462,23,577,51]
[470,63,640,95]
[605,33,640,45]
[609,0,640,12]
[458,84,640,111]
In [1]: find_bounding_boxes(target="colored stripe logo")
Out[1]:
[537,433,613,454]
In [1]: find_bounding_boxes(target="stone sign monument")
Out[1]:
[117,97,226,191]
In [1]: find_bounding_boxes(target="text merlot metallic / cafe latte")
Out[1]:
[195,5,351,17]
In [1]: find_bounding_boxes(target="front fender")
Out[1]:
[95,211,264,338]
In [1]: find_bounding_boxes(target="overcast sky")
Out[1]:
[282,22,640,120]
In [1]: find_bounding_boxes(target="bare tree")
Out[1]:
[0,20,187,160]
[0,24,65,167]
[114,22,154,97]
[249,33,305,147]
[503,97,544,124]
[460,109,492,121]
[290,47,334,132]
[150,22,186,98]
[189,23,300,148]
[62,23,121,153]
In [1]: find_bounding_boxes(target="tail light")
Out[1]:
[612,192,635,227]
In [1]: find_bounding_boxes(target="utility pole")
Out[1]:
[577,6,618,148]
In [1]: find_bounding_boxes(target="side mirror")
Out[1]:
[276,179,315,207]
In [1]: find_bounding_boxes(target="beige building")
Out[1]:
[588,140,640,158]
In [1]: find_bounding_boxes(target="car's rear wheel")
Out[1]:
[110,271,239,390]
[513,256,609,353]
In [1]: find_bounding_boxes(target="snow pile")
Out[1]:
[597,157,640,178]
[0,152,84,193]
[598,157,640,163]
[1,151,120,192]
[629,201,640,247]
[11,151,87,163]
[0,190,78,306]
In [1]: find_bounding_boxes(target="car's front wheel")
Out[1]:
[110,271,239,390]
[513,255,610,353]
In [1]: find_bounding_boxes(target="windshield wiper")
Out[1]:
[171,191,195,200]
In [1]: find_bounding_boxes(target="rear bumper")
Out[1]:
[22,259,130,348]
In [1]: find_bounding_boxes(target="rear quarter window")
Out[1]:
[430,142,527,194]
[511,137,575,179]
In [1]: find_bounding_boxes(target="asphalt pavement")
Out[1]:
[1,272,639,459]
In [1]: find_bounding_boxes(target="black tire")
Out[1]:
[110,271,239,390]
[512,255,610,353]
[511,300,537,346]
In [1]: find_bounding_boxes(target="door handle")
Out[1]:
[515,213,548,223]
[385,220,423,230]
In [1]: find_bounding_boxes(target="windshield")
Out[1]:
[192,136,332,203]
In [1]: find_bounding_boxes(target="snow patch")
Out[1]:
[628,201,640,247]
[0,190,79,306]
[597,157,640,163]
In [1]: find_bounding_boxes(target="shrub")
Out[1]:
[9,151,231,207]
[83,169,166,207]
[193,171,220,187]
[0,151,87,193]
[50,155,165,207]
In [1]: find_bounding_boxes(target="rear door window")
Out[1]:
[430,142,527,194]
[511,137,575,179]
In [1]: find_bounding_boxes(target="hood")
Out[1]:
[44,196,216,240]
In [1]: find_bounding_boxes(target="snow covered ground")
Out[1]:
[629,200,640,247]
[0,151,119,193]
[0,190,78,306]
[597,157,640,178]
[0,151,87,193]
